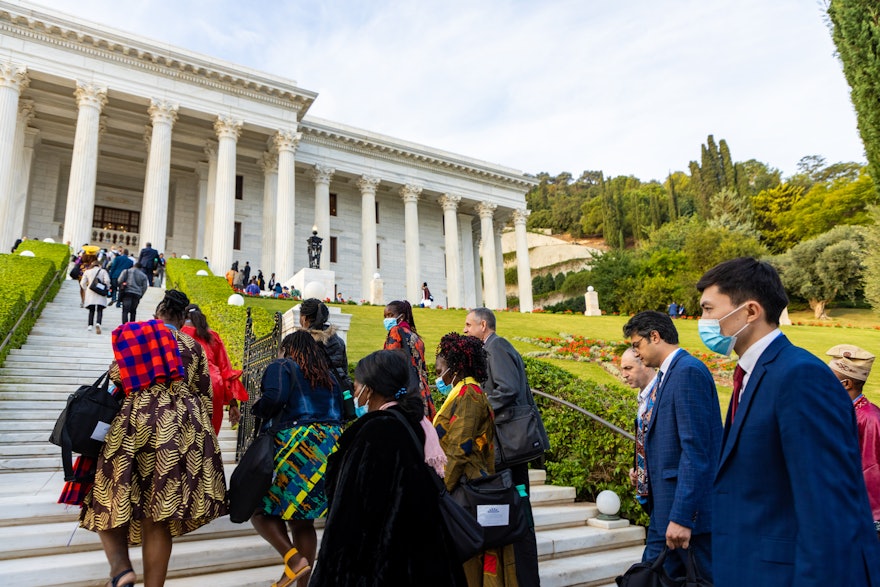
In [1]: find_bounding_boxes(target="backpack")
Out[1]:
[49,371,125,481]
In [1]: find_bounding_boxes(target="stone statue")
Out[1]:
[307,230,323,269]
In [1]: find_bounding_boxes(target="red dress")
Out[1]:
[181,325,248,434]
[854,395,880,523]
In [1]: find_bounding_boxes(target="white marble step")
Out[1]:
[0,439,238,457]
[4,351,112,364]
[538,545,645,587]
[0,370,107,380]
[537,525,645,560]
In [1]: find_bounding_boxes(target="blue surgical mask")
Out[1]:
[354,388,370,418]
[383,317,397,332]
[698,304,749,357]
[435,368,453,395]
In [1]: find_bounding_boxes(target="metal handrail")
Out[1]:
[532,388,635,442]
[0,269,64,356]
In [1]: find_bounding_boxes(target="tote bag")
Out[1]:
[451,468,530,549]
[228,423,281,523]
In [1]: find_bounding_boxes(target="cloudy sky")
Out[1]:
[18,0,863,182]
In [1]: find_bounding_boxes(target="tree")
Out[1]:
[863,206,880,311]
[827,1,880,197]
[778,225,867,319]
[751,183,805,252]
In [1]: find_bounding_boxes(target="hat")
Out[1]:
[826,344,875,382]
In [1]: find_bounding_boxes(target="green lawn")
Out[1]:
[244,299,880,405]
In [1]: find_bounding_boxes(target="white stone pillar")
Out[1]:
[477,202,499,309]
[202,141,218,267]
[358,175,380,302]
[140,99,178,252]
[194,162,209,259]
[513,208,534,312]
[62,81,107,249]
[260,151,279,276]
[439,194,462,308]
[400,184,423,303]
[459,212,477,308]
[274,129,301,282]
[5,100,34,247]
[210,115,242,275]
[0,64,28,249]
[310,165,335,241]
[495,224,505,309]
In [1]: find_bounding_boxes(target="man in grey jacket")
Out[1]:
[119,262,149,323]
[464,307,549,586]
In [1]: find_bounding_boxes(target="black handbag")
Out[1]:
[616,547,712,587]
[493,404,546,466]
[49,371,123,481]
[451,468,530,550]
[389,410,484,561]
[228,422,282,523]
[88,272,109,296]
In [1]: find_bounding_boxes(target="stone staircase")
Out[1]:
[0,280,644,587]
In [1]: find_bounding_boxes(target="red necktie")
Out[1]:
[730,364,745,423]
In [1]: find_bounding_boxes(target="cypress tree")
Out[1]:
[828,1,880,196]
[719,139,737,191]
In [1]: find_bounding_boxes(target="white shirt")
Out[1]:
[735,328,783,401]
[637,374,658,419]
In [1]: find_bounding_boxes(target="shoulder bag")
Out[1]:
[494,403,546,466]
[389,409,484,562]
[88,270,109,296]
[228,420,284,523]
[451,468,530,550]
[49,371,124,481]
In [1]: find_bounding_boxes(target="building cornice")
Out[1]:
[0,1,317,116]
[300,117,538,191]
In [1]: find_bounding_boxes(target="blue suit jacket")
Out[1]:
[645,349,722,535]
[712,334,880,587]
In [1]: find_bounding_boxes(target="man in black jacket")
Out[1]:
[137,242,159,286]
[464,307,548,586]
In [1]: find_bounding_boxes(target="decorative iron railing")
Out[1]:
[236,308,283,460]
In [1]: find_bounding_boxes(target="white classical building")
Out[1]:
[0,1,536,310]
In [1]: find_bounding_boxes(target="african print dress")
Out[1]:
[385,322,435,419]
[434,378,517,587]
[80,325,227,544]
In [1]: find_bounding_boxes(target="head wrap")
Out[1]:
[826,344,875,382]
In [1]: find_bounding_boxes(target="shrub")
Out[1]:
[0,253,62,365]
[14,241,71,272]
[524,356,648,526]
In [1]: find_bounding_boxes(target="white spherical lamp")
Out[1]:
[227,294,245,306]
[18,250,35,257]
[373,272,381,280]
[181,255,190,260]
[303,281,325,300]
[595,490,621,520]
[196,269,209,276]
[587,285,595,292]
[42,238,55,243]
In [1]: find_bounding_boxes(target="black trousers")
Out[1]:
[121,293,141,323]
[499,461,541,586]
[141,267,153,287]
[86,304,104,326]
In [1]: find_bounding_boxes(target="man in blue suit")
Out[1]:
[623,311,722,580]
[697,257,880,586]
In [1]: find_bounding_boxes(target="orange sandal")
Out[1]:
[272,547,311,587]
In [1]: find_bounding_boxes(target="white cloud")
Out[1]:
[19,0,865,181]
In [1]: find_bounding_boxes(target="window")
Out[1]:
[330,193,338,217]
[330,236,338,263]
[375,201,380,224]
[233,222,242,250]
[376,243,381,269]
[235,175,244,200]
[93,205,140,233]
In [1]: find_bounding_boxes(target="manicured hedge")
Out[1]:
[0,247,67,366]
[165,258,275,368]
[14,241,72,272]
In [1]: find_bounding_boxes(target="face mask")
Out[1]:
[383,317,397,332]
[354,387,370,418]
[435,369,453,395]
[698,304,749,357]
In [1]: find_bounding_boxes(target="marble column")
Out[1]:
[194,162,209,259]
[439,194,462,308]
[140,99,178,252]
[459,212,477,308]
[274,130,301,282]
[513,209,534,312]
[5,100,34,247]
[309,164,335,241]
[62,81,108,249]
[0,63,28,250]
[477,202,499,309]
[495,224,506,309]
[400,184,423,302]
[358,175,380,302]
[202,141,218,267]
[210,115,242,275]
[260,151,278,276]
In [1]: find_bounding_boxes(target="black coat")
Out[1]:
[311,407,467,587]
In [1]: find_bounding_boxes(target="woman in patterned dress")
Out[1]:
[79,290,227,587]
[251,330,344,587]
[383,299,435,419]
[434,332,517,587]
